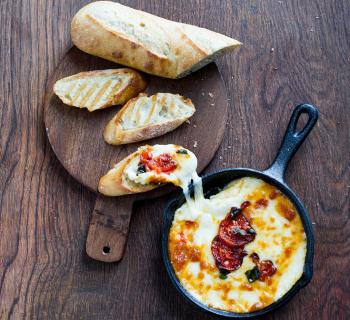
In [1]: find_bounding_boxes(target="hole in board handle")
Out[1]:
[102,246,111,255]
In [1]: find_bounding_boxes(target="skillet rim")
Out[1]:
[161,168,314,319]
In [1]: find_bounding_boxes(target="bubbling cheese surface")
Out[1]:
[168,177,307,313]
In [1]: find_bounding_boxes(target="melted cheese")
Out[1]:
[124,144,198,189]
[122,145,306,313]
[168,177,306,313]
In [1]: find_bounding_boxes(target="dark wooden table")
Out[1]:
[0,1,349,319]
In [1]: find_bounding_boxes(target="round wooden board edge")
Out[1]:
[43,47,230,201]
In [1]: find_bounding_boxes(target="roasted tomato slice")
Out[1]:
[257,259,276,281]
[211,236,247,271]
[139,151,153,162]
[152,153,177,173]
[139,151,177,173]
[249,252,277,281]
[218,211,256,248]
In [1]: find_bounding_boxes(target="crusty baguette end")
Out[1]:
[71,1,241,79]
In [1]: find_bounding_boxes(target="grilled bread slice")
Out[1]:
[103,93,195,145]
[71,1,241,78]
[53,69,146,111]
[98,144,197,196]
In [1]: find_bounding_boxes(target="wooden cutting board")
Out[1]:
[44,47,229,262]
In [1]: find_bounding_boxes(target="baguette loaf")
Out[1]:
[71,1,241,79]
[98,144,197,196]
[103,93,195,145]
[53,69,146,111]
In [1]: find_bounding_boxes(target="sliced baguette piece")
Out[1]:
[103,93,195,145]
[98,144,197,196]
[71,1,241,79]
[53,68,147,111]
[98,148,156,196]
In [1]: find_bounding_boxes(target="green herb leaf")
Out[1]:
[136,164,146,175]
[232,227,247,236]
[219,273,227,280]
[230,207,241,219]
[176,149,188,154]
[247,228,256,235]
[245,267,260,283]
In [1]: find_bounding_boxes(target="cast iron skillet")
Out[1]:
[162,104,319,318]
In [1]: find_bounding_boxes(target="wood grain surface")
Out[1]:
[0,0,349,319]
[44,47,229,262]
[44,48,229,193]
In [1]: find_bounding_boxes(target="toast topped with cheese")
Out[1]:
[103,93,195,145]
[98,144,197,196]
[53,68,146,111]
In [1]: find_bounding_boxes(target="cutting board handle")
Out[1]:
[86,195,134,262]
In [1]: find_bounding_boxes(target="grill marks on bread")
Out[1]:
[103,93,195,145]
[53,68,146,111]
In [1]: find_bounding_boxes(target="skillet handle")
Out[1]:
[264,104,319,182]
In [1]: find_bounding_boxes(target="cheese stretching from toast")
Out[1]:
[71,1,241,78]
[53,69,146,111]
[98,144,197,196]
[103,93,196,145]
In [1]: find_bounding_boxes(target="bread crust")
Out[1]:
[103,93,195,145]
[71,1,241,79]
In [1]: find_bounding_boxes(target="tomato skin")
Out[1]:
[211,236,247,271]
[257,260,276,281]
[211,204,278,280]
[152,153,177,173]
[211,206,256,274]
[139,152,177,174]
[218,212,256,248]
[140,151,152,162]
[240,201,251,210]
[248,252,277,281]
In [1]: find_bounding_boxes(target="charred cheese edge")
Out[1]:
[168,177,306,313]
